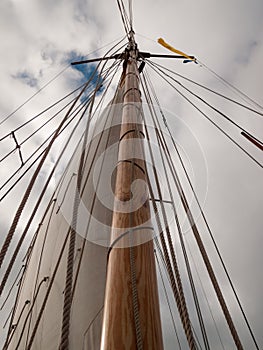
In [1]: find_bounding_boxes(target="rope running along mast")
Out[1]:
[100,31,164,350]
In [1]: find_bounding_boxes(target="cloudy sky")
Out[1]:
[0,0,263,349]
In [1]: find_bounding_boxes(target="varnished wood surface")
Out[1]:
[100,53,163,349]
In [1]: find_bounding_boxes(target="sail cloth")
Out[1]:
[6,86,124,350]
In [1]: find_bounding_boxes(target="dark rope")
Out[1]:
[0,91,90,296]
[141,75,198,349]
[59,44,122,349]
[0,82,86,143]
[149,60,263,117]
[0,265,25,311]
[142,70,212,348]
[154,249,182,349]
[145,65,260,350]
[147,61,262,169]
[0,94,90,201]
[11,131,24,166]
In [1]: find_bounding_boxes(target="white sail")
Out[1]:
[5,87,124,349]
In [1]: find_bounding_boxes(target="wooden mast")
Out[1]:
[100,32,164,349]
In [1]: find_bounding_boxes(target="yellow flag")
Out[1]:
[158,38,195,62]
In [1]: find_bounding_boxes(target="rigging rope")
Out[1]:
[59,101,92,350]
[128,0,133,30]
[149,60,263,118]
[0,60,120,199]
[0,59,118,168]
[198,59,263,111]
[4,139,84,345]
[159,128,244,349]
[0,80,95,297]
[148,61,263,149]
[0,96,78,165]
[161,130,244,349]
[0,265,25,311]
[0,66,69,127]
[59,48,122,349]
[144,66,260,349]
[143,109,197,347]
[116,0,130,36]
[3,299,30,349]
[147,178,196,349]
[0,83,86,143]
[185,238,226,349]
[146,61,263,168]
[154,249,182,349]
[23,199,57,348]
[0,35,127,128]
[141,73,210,349]
[140,64,244,349]
[0,104,83,202]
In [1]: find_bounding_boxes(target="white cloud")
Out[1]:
[0,0,262,349]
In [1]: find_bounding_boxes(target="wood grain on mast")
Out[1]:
[100,33,164,349]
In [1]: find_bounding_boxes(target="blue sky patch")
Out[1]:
[66,51,104,102]
[12,70,38,88]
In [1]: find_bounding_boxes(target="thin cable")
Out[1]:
[185,237,225,350]
[116,0,129,36]
[59,105,90,350]
[0,82,87,143]
[198,59,263,111]
[148,61,263,147]
[24,199,57,348]
[149,60,263,118]
[128,0,133,29]
[0,265,25,311]
[59,46,122,349]
[147,61,262,168]
[3,307,14,330]
[154,249,182,349]
[0,105,84,202]
[142,64,244,349]
[71,60,124,302]
[0,76,94,292]
[120,0,132,32]
[0,66,69,127]
[0,35,127,127]
[144,65,260,349]
[3,299,30,348]
[0,111,86,298]
[0,95,81,164]
[14,277,49,350]
[141,72,210,349]
[26,227,71,349]
[0,39,125,199]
